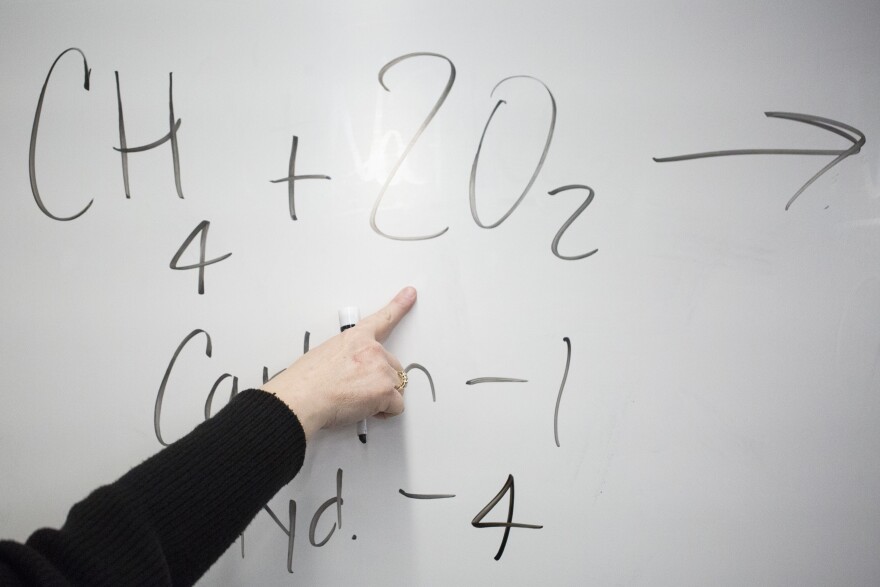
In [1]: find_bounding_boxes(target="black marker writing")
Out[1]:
[554,337,571,448]
[398,489,455,499]
[29,48,93,221]
[262,330,309,384]
[113,72,185,199]
[465,377,528,385]
[269,136,331,220]
[154,329,212,446]
[261,468,342,570]
[371,52,455,241]
[309,469,343,547]
[261,501,297,573]
[169,220,232,295]
[252,329,314,569]
[404,362,436,402]
[469,76,557,228]
[548,185,598,260]
[472,474,543,561]
[116,120,183,153]
[262,366,284,385]
[286,501,296,572]
[653,112,865,210]
[204,373,238,420]
[309,498,337,548]
[335,467,342,534]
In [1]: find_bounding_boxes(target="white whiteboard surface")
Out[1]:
[1,0,879,584]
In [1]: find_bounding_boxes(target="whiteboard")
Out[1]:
[2,0,879,584]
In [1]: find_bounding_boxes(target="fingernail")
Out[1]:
[400,286,417,301]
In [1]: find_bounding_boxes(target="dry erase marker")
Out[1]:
[338,306,366,443]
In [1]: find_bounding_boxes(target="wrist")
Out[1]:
[258,385,324,440]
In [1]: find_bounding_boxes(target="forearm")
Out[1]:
[1,389,306,587]
[1,288,415,586]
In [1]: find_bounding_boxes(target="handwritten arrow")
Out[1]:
[654,112,865,210]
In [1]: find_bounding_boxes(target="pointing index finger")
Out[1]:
[359,287,417,342]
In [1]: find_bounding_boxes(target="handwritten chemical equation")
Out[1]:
[29,50,864,271]
[25,45,867,570]
[154,328,563,566]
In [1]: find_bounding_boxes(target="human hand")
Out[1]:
[260,286,417,439]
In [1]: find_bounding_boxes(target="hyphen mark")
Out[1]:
[269,135,331,220]
[399,489,455,499]
[469,76,557,228]
[472,474,543,560]
[548,186,598,260]
[29,48,93,221]
[405,363,437,401]
[466,377,528,385]
[113,72,185,199]
[169,220,232,295]
[554,337,571,447]
[653,112,866,210]
[371,52,455,241]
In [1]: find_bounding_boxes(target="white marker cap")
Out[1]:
[338,306,360,327]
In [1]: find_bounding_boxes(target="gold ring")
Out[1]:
[395,370,408,391]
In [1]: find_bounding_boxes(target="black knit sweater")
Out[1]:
[0,389,307,586]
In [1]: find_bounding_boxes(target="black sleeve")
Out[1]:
[0,389,306,587]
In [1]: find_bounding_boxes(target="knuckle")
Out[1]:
[354,340,382,362]
[361,342,380,359]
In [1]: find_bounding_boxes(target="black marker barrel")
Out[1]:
[337,307,365,443]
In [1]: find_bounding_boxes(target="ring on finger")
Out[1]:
[394,370,408,391]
